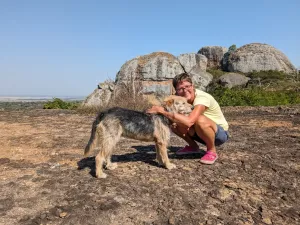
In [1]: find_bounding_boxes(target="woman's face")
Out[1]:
[175,81,195,104]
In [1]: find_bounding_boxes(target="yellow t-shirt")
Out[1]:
[193,89,229,131]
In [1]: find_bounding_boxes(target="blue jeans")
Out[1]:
[192,124,229,146]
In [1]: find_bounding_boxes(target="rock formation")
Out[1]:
[218,73,250,89]
[81,81,114,107]
[177,53,207,73]
[82,43,296,107]
[227,43,296,74]
[198,46,228,69]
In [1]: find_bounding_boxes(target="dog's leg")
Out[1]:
[95,122,122,178]
[155,145,163,164]
[155,138,176,170]
[105,124,122,171]
[106,155,118,170]
[95,152,107,178]
[154,119,175,169]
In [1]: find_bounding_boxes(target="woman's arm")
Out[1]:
[147,104,206,128]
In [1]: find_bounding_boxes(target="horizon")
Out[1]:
[1,0,299,97]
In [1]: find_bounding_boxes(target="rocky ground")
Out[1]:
[0,104,299,225]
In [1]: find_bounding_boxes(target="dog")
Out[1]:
[84,95,192,178]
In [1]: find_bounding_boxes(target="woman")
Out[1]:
[147,73,229,164]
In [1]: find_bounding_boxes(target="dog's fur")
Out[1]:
[84,95,192,178]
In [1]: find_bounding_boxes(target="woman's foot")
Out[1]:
[200,151,218,164]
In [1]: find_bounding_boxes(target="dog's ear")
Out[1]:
[162,96,175,112]
[162,96,174,108]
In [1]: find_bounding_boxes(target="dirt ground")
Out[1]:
[0,105,299,225]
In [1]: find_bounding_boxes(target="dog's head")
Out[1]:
[162,95,192,115]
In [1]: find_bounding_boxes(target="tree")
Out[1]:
[228,44,237,52]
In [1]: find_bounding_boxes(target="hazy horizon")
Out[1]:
[1,0,299,97]
[0,95,85,103]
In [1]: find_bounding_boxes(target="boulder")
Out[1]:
[218,73,250,89]
[227,43,296,74]
[189,67,213,91]
[142,80,174,95]
[116,52,184,83]
[198,46,228,69]
[177,53,207,72]
[81,81,115,107]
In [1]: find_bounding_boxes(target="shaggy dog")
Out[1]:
[84,95,192,178]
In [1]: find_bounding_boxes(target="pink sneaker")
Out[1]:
[200,151,218,164]
[176,146,201,155]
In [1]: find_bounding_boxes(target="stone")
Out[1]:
[198,46,228,69]
[177,53,207,72]
[142,80,173,95]
[116,52,184,83]
[59,212,68,218]
[227,43,296,74]
[218,73,250,88]
[81,81,115,107]
[189,67,213,91]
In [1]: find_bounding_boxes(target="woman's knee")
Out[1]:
[195,115,210,129]
[195,115,217,132]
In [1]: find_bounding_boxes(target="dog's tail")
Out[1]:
[84,113,104,156]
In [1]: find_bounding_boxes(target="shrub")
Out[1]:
[207,69,227,79]
[228,44,237,52]
[78,77,155,114]
[247,70,287,81]
[210,86,300,106]
[43,98,80,110]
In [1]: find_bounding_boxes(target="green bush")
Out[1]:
[209,86,300,106]
[228,44,237,52]
[43,98,80,110]
[247,70,288,81]
[207,69,227,79]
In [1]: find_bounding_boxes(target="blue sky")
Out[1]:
[0,0,299,97]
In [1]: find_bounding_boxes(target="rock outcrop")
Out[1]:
[115,52,213,95]
[116,52,184,83]
[81,81,114,107]
[227,43,296,74]
[82,43,297,107]
[177,53,207,72]
[218,73,250,89]
[198,46,228,69]
[189,67,213,91]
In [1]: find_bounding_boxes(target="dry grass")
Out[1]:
[77,80,164,115]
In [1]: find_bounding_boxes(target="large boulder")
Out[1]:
[218,73,250,89]
[116,52,184,83]
[227,43,296,74]
[81,82,114,107]
[177,53,207,72]
[189,67,213,91]
[198,46,228,69]
[142,80,174,95]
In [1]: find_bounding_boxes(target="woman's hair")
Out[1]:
[172,73,193,89]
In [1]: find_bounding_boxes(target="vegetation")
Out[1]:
[207,69,300,106]
[207,69,228,79]
[209,86,300,106]
[228,44,237,52]
[45,69,300,112]
[77,78,153,114]
[43,98,80,110]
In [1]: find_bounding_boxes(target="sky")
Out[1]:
[0,0,299,97]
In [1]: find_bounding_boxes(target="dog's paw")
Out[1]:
[166,163,176,170]
[106,163,118,170]
[96,172,107,179]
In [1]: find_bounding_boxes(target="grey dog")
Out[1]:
[84,95,192,178]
